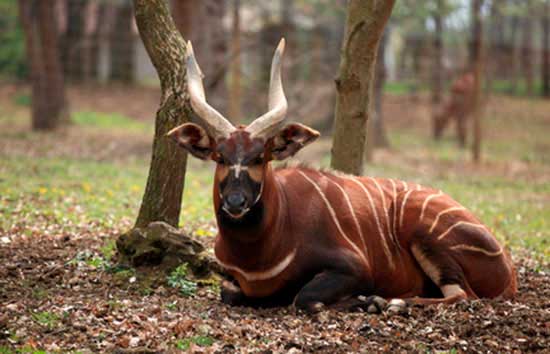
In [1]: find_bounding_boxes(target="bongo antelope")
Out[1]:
[168,39,517,312]
[433,72,476,147]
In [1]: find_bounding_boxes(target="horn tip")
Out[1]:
[277,38,286,53]
[186,41,194,56]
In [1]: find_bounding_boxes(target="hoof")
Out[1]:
[293,299,325,313]
[387,298,407,314]
[220,281,245,306]
[357,295,388,314]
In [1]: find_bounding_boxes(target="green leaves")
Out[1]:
[167,263,198,297]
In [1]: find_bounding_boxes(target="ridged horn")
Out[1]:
[245,38,288,139]
[185,41,235,139]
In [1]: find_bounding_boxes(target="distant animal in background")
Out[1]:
[168,40,516,313]
[433,72,476,147]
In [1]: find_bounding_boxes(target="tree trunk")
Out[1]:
[521,2,534,96]
[509,15,520,94]
[60,0,86,81]
[542,2,550,97]
[431,0,444,105]
[470,0,484,163]
[228,0,242,121]
[18,0,69,131]
[132,0,191,228]
[330,0,395,175]
[109,1,135,83]
[171,0,195,40]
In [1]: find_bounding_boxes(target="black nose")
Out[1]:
[226,192,246,210]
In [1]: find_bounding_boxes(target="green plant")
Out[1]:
[31,311,59,330]
[167,264,197,297]
[175,336,214,350]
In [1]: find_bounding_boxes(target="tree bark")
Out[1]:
[228,0,242,121]
[18,0,69,131]
[132,0,191,228]
[542,2,550,97]
[470,0,484,163]
[330,0,395,175]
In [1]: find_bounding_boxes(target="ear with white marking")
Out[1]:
[269,123,320,160]
[166,123,213,160]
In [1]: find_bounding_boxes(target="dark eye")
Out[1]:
[216,155,227,165]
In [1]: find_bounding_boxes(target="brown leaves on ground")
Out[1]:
[0,229,548,353]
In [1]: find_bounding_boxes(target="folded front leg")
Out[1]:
[293,270,370,312]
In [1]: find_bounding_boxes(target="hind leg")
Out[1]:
[406,242,476,305]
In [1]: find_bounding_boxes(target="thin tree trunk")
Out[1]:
[371,26,390,150]
[228,0,242,121]
[509,15,520,94]
[132,0,191,228]
[110,2,135,83]
[470,0,484,163]
[432,0,444,105]
[330,0,395,175]
[171,0,195,40]
[522,2,534,96]
[18,0,69,131]
[542,2,550,97]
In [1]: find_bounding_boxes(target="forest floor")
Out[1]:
[0,84,549,352]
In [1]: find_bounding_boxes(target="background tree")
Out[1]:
[470,0,484,162]
[542,0,550,97]
[431,0,444,106]
[228,0,242,121]
[330,0,396,175]
[109,0,135,82]
[18,0,68,130]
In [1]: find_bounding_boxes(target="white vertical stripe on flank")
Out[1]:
[416,183,422,191]
[399,189,415,229]
[429,206,466,233]
[419,190,443,222]
[325,175,370,265]
[298,171,369,268]
[437,221,486,240]
[347,177,394,270]
[402,181,408,190]
[369,178,396,250]
[389,179,398,239]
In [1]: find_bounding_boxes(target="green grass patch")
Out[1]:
[175,336,215,351]
[72,111,152,133]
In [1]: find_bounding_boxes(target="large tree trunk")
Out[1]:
[470,0,484,163]
[228,0,242,121]
[330,0,395,175]
[542,2,550,98]
[18,0,69,131]
[132,0,190,228]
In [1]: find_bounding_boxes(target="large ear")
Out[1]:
[270,123,320,160]
[166,123,214,160]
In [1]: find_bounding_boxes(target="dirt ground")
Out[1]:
[0,230,548,353]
